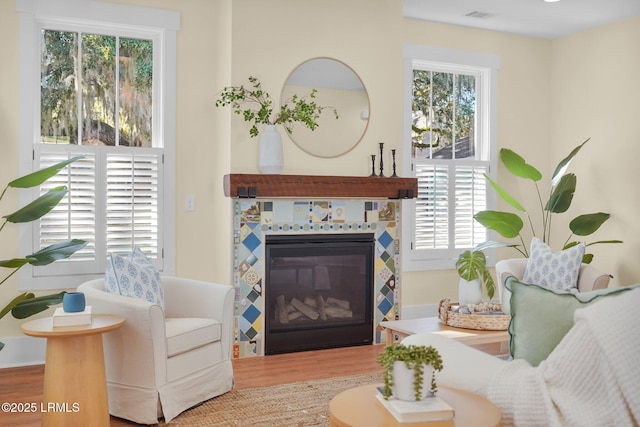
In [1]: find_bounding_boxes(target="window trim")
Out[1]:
[16,0,178,290]
[401,44,500,272]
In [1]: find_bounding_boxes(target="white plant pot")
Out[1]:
[258,124,284,174]
[458,278,483,306]
[391,361,434,401]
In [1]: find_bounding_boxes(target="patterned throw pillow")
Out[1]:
[105,247,165,309]
[522,237,585,291]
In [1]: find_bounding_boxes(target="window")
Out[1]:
[17,0,178,290]
[401,45,500,271]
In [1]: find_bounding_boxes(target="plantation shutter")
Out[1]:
[415,164,449,250]
[414,161,488,252]
[453,163,488,248]
[36,148,97,269]
[33,145,162,276]
[106,149,162,261]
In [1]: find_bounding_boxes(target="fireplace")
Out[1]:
[231,197,406,358]
[264,233,374,355]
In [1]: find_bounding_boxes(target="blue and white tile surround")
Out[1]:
[232,199,402,358]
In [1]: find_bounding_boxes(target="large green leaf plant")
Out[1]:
[0,157,88,351]
[474,139,622,263]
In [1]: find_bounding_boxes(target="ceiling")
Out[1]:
[403,0,640,40]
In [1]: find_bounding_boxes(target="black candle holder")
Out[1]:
[370,155,377,177]
[391,149,398,177]
[378,142,384,177]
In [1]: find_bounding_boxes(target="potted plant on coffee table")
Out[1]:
[455,241,513,304]
[377,344,443,401]
[215,76,339,173]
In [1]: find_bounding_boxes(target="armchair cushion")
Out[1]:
[507,277,637,366]
[105,247,165,309]
[522,237,585,291]
[165,318,221,357]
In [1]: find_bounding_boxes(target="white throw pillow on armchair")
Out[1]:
[522,237,585,292]
[105,247,165,310]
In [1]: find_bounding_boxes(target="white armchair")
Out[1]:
[78,276,234,424]
[495,258,610,314]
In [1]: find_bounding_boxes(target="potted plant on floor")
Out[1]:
[377,344,443,401]
[1,157,88,351]
[215,76,338,174]
[473,139,622,263]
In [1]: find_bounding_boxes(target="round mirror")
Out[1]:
[281,58,369,158]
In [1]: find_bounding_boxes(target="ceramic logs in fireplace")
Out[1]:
[264,233,374,355]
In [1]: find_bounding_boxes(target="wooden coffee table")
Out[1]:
[21,314,125,427]
[329,384,501,427]
[381,317,509,346]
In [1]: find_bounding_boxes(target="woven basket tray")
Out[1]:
[438,298,510,331]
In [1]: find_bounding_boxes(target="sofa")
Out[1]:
[403,281,640,426]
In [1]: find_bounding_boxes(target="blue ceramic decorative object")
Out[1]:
[63,292,86,313]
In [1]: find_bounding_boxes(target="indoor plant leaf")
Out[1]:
[484,174,526,212]
[545,173,576,213]
[0,292,34,320]
[7,156,84,189]
[10,292,66,319]
[455,249,485,281]
[551,138,589,187]
[481,268,496,300]
[500,149,542,182]
[569,212,610,236]
[25,239,88,266]
[474,210,524,238]
[3,186,68,223]
[0,258,35,269]
[563,239,622,263]
[472,240,516,252]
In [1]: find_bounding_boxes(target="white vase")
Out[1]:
[391,361,434,401]
[458,278,483,306]
[258,124,284,174]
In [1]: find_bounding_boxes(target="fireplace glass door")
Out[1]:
[264,233,374,354]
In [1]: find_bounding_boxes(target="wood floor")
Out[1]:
[0,342,500,426]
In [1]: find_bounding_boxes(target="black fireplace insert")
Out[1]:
[264,233,374,355]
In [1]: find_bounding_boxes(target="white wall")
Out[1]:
[549,15,640,287]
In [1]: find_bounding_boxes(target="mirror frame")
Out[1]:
[281,57,370,158]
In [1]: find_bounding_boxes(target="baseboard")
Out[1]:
[0,336,46,369]
[400,304,438,320]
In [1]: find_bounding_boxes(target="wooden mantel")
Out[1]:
[224,174,418,199]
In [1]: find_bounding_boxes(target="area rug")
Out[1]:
[161,372,382,426]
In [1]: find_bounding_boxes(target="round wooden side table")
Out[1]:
[329,384,501,427]
[21,314,125,427]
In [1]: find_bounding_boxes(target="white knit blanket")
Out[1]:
[488,288,640,426]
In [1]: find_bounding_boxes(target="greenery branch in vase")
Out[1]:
[377,344,443,401]
[215,75,338,138]
[474,139,622,263]
[0,157,88,351]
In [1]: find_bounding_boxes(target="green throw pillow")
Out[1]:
[506,278,636,367]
